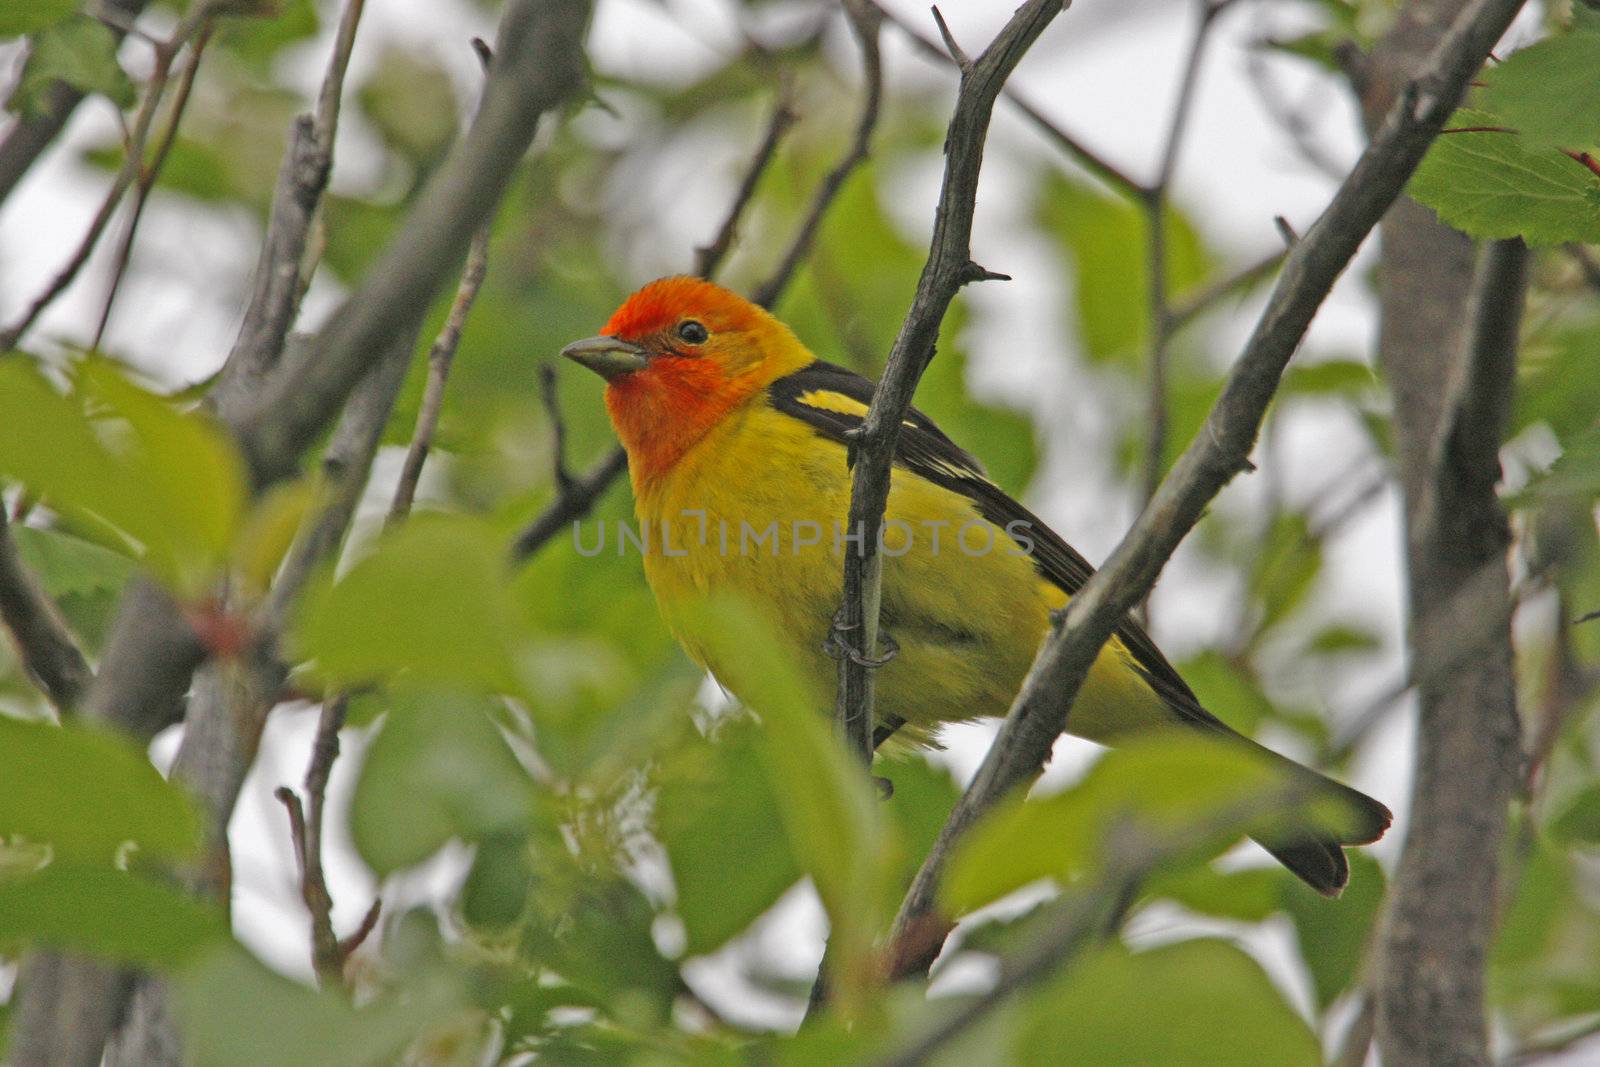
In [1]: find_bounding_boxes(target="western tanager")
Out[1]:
[562,276,1390,895]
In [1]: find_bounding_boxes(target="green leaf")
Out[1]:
[1408,110,1600,245]
[0,0,77,37]
[176,943,467,1067]
[350,691,535,875]
[0,358,246,595]
[1281,850,1385,1011]
[1551,784,1600,844]
[1176,651,1277,737]
[1247,511,1322,635]
[460,831,533,930]
[9,523,135,651]
[1514,324,1600,441]
[1281,358,1378,397]
[293,515,526,694]
[1480,32,1600,149]
[0,715,201,863]
[5,16,134,117]
[877,755,964,890]
[943,736,1299,915]
[655,720,801,956]
[686,597,890,1008]
[1036,171,1213,364]
[0,863,223,966]
[1152,865,1286,923]
[1016,939,1321,1066]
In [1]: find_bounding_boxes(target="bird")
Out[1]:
[561,275,1391,896]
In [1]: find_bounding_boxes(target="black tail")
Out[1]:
[1250,755,1393,897]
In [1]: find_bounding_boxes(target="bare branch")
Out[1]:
[510,445,629,562]
[1165,247,1286,332]
[1140,0,1232,514]
[276,694,375,986]
[211,0,370,420]
[0,3,221,352]
[0,0,151,212]
[882,0,1527,981]
[235,0,591,488]
[693,89,798,280]
[750,1,882,310]
[0,510,92,713]
[868,0,1144,200]
[388,218,492,524]
[831,0,1064,769]
[1375,236,1527,1067]
[91,27,214,350]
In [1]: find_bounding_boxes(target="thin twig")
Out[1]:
[91,27,214,351]
[866,0,1144,200]
[0,0,152,212]
[388,220,492,524]
[750,0,883,310]
[1141,0,1235,515]
[510,446,628,562]
[693,89,798,280]
[539,363,575,493]
[0,3,221,351]
[881,0,1527,981]
[1165,247,1286,332]
[275,694,374,986]
[0,510,92,713]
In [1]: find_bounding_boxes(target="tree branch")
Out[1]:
[1140,0,1234,515]
[6,3,593,1063]
[234,0,591,488]
[0,0,151,212]
[867,0,1143,200]
[1374,238,1527,1067]
[91,26,214,350]
[831,0,1064,765]
[211,0,369,421]
[750,0,882,310]
[0,510,91,713]
[0,2,222,352]
[693,89,798,280]
[881,0,1527,981]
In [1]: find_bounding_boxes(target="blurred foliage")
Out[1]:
[3,0,1600,1063]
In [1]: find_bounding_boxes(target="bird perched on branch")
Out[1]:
[562,275,1390,896]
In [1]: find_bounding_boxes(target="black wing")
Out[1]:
[767,360,1225,734]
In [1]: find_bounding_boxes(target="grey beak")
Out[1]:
[561,335,648,380]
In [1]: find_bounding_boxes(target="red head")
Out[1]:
[562,277,811,481]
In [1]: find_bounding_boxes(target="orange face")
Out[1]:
[563,277,806,481]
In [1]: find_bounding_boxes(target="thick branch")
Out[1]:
[0,511,91,713]
[235,0,591,487]
[6,4,592,1064]
[1375,239,1527,1067]
[883,0,1527,980]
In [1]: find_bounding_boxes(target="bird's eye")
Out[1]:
[676,320,709,345]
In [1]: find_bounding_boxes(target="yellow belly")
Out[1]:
[630,404,1173,746]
